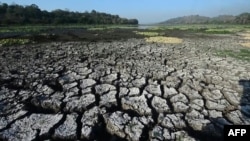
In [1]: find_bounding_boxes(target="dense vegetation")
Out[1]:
[160,13,250,24]
[0,3,138,25]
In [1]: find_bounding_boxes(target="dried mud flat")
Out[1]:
[0,32,250,141]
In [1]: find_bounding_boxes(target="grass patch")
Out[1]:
[148,24,246,34]
[204,29,232,34]
[145,36,182,44]
[216,49,250,61]
[134,31,160,36]
[0,38,32,46]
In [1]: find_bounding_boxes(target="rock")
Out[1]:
[95,84,116,95]
[100,91,117,107]
[162,129,171,140]
[211,75,223,85]
[125,117,144,141]
[128,87,140,96]
[185,109,210,131]
[150,126,164,140]
[81,87,92,94]
[179,84,201,100]
[100,73,117,83]
[190,99,204,111]
[222,89,240,106]
[172,102,189,113]
[0,110,27,130]
[209,110,223,118]
[104,111,130,138]
[145,84,161,96]
[78,67,92,76]
[121,95,152,116]
[205,99,229,111]
[170,93,188,103]
[171,131,196,141]
[38,85,54,95]
[164,76,181,88]
[64,94,95,112]
[163,86,178,98]
[158,113,186,129]
[131,77,146,88]
[151,96,170,113]
[53,114,77,140]
[0,114,62,141]
[138,116,153,125]
[202,89,223,101]
[119,87,129,98]
[63,82,78,90]
[31,95,61,113]
[226,110,246,124]
[81,106,99,139]
[64,91,77,99]
[80,79,96,89]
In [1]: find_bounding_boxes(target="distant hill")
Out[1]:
[161,15,210,24]
[160,13,250,24]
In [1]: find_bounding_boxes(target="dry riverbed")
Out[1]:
[0,29,250,141]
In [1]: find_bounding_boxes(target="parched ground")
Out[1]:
[0,30,250,141]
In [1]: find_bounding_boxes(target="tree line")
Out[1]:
[0,3,139,25]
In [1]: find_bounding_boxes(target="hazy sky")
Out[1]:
[2,0,250,24]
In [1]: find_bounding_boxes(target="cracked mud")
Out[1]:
[0,33,250,141]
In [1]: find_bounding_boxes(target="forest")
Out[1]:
[0,3,139,25]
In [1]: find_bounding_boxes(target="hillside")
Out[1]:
[160,13,250,24]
